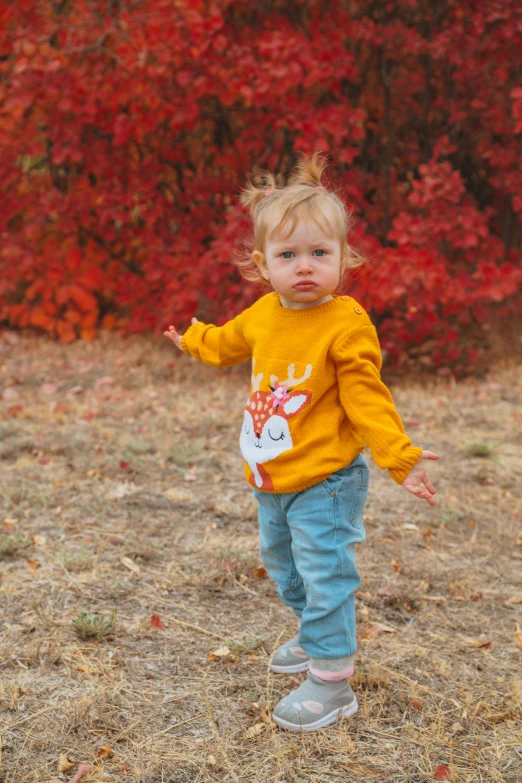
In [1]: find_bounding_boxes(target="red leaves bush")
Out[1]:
[0,1,521,368]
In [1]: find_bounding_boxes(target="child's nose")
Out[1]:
[296,256,314,273]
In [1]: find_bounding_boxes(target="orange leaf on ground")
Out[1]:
[410,699,423,711]
[208,646,231,662]
[150,614,164,629]
[97,745,113,759]
[253,566,268,578]
[26,558,41,570]
[433,764,451,780]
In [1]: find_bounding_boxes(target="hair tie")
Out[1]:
[264,188,274,197]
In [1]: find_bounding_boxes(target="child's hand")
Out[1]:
[401,450,439,506]
[164,318,198,350]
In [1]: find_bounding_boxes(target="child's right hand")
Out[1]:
[164,318,198,350]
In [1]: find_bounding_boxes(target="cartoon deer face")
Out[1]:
[239,361,313,490]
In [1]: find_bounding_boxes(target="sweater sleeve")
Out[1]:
[334,325,422,484]
[180,310,252,367]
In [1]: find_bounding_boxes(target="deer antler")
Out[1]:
[251,359,263,392]
[270,363,313,387]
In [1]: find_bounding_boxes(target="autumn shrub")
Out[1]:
[1,1,521,369]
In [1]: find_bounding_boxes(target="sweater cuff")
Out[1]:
[180,323,198,354]
[388,446,423,484]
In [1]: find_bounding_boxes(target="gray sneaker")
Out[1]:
[272,671,358,731]
[270,634,310,674]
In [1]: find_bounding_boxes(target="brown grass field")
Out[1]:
[0,331,521,783]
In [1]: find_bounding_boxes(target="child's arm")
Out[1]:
[335,324,438,502]
[164,310,252,367]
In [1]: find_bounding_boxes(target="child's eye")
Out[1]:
[281,252,294,259]
[313,249,326,257]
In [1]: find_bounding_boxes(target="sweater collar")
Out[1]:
[270,292,342,317]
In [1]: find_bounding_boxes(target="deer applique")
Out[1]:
[239,360,313,490]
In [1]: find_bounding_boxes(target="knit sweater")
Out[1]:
[181,292,422,494]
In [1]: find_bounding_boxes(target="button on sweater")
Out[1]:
[181,293,422,494]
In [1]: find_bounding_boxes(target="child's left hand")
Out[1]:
[401,450,439,506]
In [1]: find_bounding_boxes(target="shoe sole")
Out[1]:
[270,660,310,674]
[272,697,358,731]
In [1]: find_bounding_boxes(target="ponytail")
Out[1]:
[239,171,278,217]
[288,150,328,188]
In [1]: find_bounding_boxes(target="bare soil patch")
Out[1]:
[0,331,521,783]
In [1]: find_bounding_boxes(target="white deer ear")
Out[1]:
[283,394,308,415]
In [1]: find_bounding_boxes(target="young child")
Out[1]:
[164,153,438,732]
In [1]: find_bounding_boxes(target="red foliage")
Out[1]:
[1,1,521,368]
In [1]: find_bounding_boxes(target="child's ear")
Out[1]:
[253,250,269,280]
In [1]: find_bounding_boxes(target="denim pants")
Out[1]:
[253,453,370,661]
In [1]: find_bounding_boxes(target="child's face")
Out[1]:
[254,217,343,309]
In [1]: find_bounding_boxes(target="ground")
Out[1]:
[0,330,521,783]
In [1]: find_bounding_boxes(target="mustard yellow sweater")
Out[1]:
[181,293,422,493]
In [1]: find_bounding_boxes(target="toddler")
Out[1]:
[165,153,438,731]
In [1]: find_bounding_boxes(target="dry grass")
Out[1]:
[0,329,521,783]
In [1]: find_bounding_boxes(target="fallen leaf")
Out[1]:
[97,745,113,759]
[119,556,140,575]
[2,518,19,527]
[474,640,492,649]
[32,534,47,546]
[206,755,217,766]
[410,699,423,711]
[360,626,383,640]
[58,754,75,772]
[253,566,268,579]
[391,559,402,572]
[26,558,41,570]
[433,763,451,780]
[244,722,265,739]
[150,614,164,630]
[207,646,231,662]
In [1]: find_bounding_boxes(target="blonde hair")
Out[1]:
[235,151,366,288]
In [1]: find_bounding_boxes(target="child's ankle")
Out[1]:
[309,655,355,681]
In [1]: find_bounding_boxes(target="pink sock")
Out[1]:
[309,663,355,681]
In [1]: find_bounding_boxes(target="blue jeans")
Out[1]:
[253,453,369,661]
